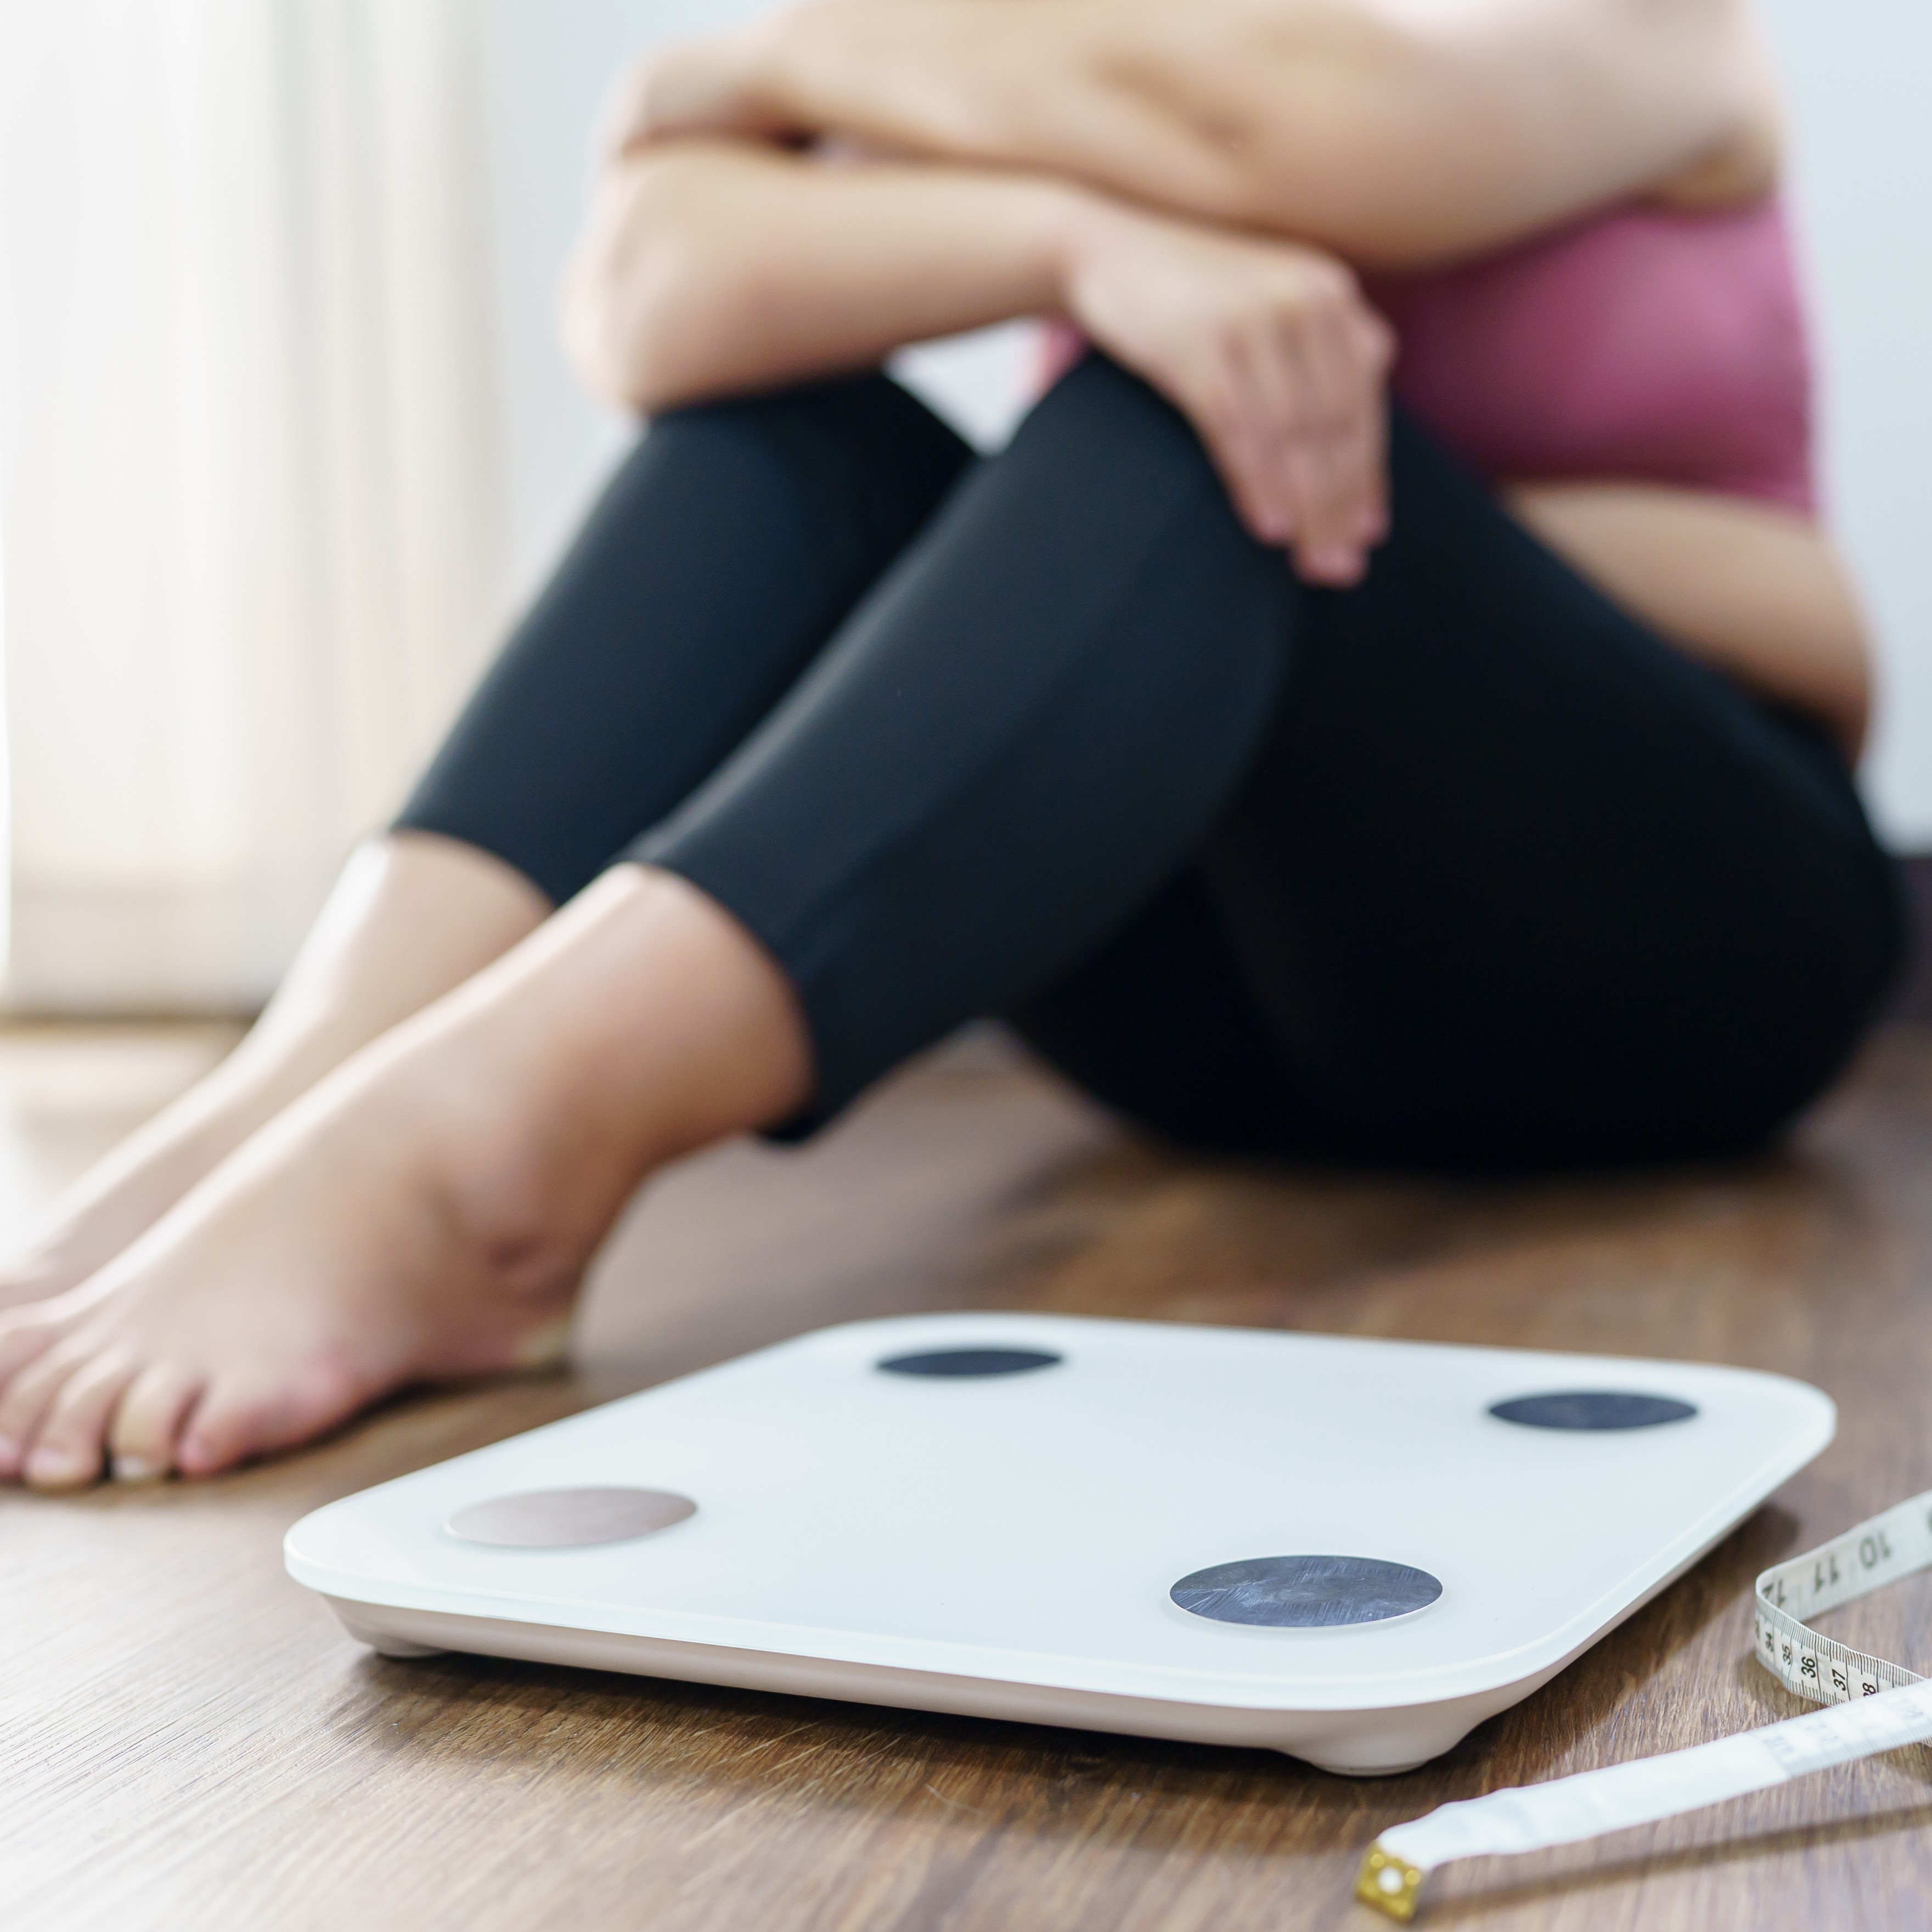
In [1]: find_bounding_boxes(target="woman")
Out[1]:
[0,0,1901,1489]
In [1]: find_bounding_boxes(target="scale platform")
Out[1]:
[285,1313,1833,1774]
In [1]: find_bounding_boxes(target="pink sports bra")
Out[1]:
[1366,196,1816,513]
[1041,196,1816,514]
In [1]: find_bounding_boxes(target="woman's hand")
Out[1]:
[598,33,780,160]
[1061,203,1395,585]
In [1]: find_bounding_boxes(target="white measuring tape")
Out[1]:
[1355,1488,1932,1920]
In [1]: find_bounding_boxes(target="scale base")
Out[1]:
[325,1595,1570,1776]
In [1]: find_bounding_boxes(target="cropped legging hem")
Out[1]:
[397,353,1908,1176]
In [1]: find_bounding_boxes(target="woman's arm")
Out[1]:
[620,0,1772,267]
[561,140,1393,582]
[560,142,1079,414]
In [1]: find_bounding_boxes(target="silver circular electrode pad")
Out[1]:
[876,1347,1063,1378]
[445,1486,697,1548]
[1171,1553,1444,1627]
[1489,1390,1698,1431]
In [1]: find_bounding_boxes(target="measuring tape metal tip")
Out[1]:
[1354,1843,1426,1920]
[1351,1484,1932,1919]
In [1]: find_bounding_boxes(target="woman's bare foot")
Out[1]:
[0,867,809,1488]
[0,836,547,1314]
[0,1058,582,1486]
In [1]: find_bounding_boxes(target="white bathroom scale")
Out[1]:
[284,1313,1833,1774]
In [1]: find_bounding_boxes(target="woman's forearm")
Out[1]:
[707,0,1767,267]
[561,141,1088,412]
[564,137,1397,583]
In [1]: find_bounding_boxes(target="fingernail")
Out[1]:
[112,1454,163,1484]
[1306,548,1365,585]
[25,1445,95,1489]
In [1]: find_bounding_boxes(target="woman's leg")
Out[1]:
[3,358,1896,1485]
[0,866,809,1486]
[1191,411,1904,1170]
[0,837,547,1311]
[1013,412,1906,1171]
[0,354,1296,1486]
[394,372,976,905]
[0,373,972,1314]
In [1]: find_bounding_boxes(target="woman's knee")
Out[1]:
[648,369,974,539]
[1026,351,1240,511]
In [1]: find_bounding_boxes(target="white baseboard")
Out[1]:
[0,874,333,1015]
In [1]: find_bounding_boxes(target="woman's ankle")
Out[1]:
[519,865,810,1154]
[381,866,812,1234]
[0,835,550,1306]
[1,1064,276,1288]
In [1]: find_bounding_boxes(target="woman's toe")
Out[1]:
[22,1349,140,1490]
[108,1364,205,1482]
[0,1341,89,1482]
[177,1367,359,1478]
[174,1381,284,1478]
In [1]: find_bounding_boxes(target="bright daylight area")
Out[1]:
[2,3,1931,1929]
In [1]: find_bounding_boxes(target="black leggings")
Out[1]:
[398,354,1906,1172]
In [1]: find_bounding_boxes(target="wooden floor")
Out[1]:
[5,1020,1932,1931]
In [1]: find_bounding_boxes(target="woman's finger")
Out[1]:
[1321,386,1389,562]
[1224,314,1314,550]
[1281,296,1396,582]
[1294,305,1388,575]
[1185,353,1294,548]
[1246,312,1365,584]
[1323,302,1395,543]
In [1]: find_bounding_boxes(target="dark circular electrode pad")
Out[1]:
[876,1347,1063,1378]
[1488,1390,1698,1431]
[446,1487,697,1548]
[1171,1553,1444,1628]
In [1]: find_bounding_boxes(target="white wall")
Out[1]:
[477,0,758,606]
[478,2,1932,845]
[0,0,512,1011]
[1759,0,1932,844]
